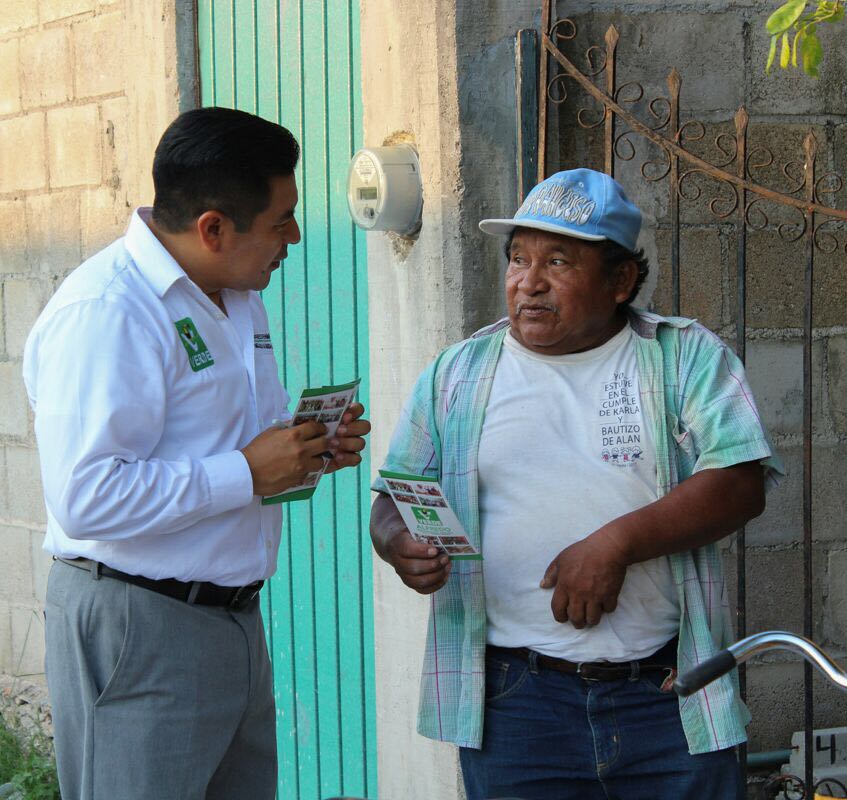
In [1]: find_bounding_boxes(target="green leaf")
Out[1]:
[767,0,810,33]
[802,29,823,75]
[792,29,803,65]
[766,33,779,72]
[780,31,792,67]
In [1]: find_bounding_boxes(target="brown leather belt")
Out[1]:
[487,637,678,681]
[56,557,263,610]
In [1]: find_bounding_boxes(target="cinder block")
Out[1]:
[19,28,72,108]
[10,604,45,676]
[0,526,34,601]
[824,550,847,647]
[47,104,101,188]
[828,336,847,437]
[813,244,847,328]
[0,199,29,276]
[744,338,825,438]
[0,1,39,35]
[81,186,128,259]
[0,602,11,673]
[0,449,7,524]
[29,531,51,605]
[3,279,51,359]
[746,659,847,753]
[100,96,129,192]
[73,12,125,98]
[723,545,805,636]
[0,114,47,193]
[651,226,723,329]
[810,445,847,542]
[748,443,847,545]
[25,190,81,275]
[0,39,21,116]
[0,361,30,438]
[747,230,803,329]
[4,446,46,526]
[747,445,800,546]
[38,0,95,23]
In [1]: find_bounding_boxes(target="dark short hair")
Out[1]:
[503,229,650,308]
[597,240,650,308]
[152,107,300,233]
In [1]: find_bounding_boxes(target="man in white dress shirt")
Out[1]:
[22,107,370,800]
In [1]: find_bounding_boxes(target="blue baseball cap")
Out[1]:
[479,168,642,251]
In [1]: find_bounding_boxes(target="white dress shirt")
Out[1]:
[23,209,292,585]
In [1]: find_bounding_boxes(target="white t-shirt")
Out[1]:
[479,323,680,662]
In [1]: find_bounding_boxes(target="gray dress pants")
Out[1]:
[45,559,277,800]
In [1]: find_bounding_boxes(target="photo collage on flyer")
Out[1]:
[383,478,478,556]
[291,389,355,486]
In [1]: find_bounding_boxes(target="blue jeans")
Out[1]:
[459,648,743,800]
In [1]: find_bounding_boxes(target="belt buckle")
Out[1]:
[229,581,262,609]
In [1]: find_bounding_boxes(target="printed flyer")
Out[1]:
[262,378,360,505]
[379,470,481,560]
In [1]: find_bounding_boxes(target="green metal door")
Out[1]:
[197,3,376,798]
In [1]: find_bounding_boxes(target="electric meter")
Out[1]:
[347,145,423,235]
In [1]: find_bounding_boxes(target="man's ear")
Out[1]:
[195,211,233,253]
[614,260,639,305]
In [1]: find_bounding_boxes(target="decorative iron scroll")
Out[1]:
[536,6,847,255]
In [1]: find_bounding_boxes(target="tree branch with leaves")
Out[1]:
[766,0,844,77]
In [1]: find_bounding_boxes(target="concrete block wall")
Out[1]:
[553,0,847,765]
[0,0,194,678]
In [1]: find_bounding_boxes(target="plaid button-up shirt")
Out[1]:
[373,309,783,754]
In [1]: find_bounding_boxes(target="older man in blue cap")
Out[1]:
[370,168,783,799]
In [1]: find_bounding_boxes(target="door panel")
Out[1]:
[198,2,376,797]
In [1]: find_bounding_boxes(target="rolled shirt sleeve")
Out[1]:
[677,323,784,489]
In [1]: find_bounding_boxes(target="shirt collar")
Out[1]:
[124,208,189,298]
[627,307,695,340]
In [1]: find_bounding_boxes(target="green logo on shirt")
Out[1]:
[174,317,214,372]
[412,507,441,524]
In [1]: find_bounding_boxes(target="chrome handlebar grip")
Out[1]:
[674,631,847,697]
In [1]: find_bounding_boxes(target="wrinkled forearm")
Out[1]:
[597,461,766,566]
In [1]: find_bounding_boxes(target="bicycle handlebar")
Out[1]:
[674,631,847,697]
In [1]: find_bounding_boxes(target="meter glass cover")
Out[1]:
[357,186,378,200]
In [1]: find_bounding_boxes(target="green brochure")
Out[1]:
[262,378,361,505]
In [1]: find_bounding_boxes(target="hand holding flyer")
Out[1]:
[379,470,481,560]
[262,378,360,504]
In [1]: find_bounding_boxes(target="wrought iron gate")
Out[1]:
[520,1,847,794]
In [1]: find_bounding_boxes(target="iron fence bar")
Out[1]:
[734,104,749,789]
[603,26,618,176]
[537,0,552,183]
[668,69,681,317]
[540,32,847,223]
[803,131,817,796]
[516,29,539,205]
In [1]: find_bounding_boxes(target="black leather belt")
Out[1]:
[488,637,678,681]
[57,557,263,610]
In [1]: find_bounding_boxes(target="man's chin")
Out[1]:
[254,271,274,291]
